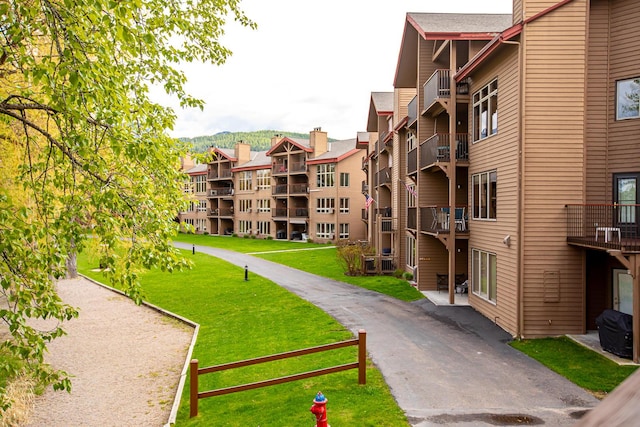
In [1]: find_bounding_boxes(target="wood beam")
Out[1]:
[432,40,450,62]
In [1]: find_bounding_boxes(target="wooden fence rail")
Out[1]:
[190,329,367,417]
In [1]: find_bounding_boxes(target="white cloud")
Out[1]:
[155,0,513,140]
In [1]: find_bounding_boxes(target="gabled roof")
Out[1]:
[394,12,512,88]
[366,92,394,132]
[356,131,370,149]
[306,139,360,165]
[232,151,271,172]
[265,136,313,156]
[212,147,236,161]
[185,163,207,175]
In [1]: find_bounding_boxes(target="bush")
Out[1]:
[306,238,313,243]
[232,233,238,237]
[336,241,375,276]
[393,269,404,278]
[266,236,273,240]
[243,234,250,239]
[402,272,414,281]
[203,231,209,235]
[250,234,256,239]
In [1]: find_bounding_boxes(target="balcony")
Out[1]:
[208,207,234,217]
[408,147,417,175]
[289,183,309,194]
[208,169,232,181]
[408,207,417,230]
[375,168,391,187]
[566,204,640,252]
[419,206,469,234]
[408,95,417,128]
[271,207,309,218]
[362,254,397,275]
[422,69,469,116]
[208,187,234,197]
[420,133,469,168]
[361,209,368,221]
[272,184,288,196]
[289,161,307,173]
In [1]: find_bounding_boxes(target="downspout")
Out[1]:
[502,37,524,338]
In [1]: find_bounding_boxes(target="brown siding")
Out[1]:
[521,0,588,336]
[468,46,521,336]
[585,0,610,203]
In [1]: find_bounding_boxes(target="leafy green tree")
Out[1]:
[0,0,254,405]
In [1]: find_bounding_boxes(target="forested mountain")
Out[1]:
[179,130,336,152]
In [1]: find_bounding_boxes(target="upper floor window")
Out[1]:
[239,199,252,213]
[317,164,335,187]
[472,170,497,220]
[194,175,207,193]
[617,77,640,120]
[238,171,252,191]
[339,197,349,214]
[340,172,350,187]
[316,198,335,213]
[473,79,498,141]
[256,199,270,213]
[256,169,271,189]
[407,131,417,151]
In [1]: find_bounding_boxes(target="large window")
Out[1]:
[197,200,207,212]
[239,199,252,213]
[316,223,335,239]
[472,249,497,303]
[472,170,497,220]
[238,220,251,234]
[256,199,271,213]
[317,164,335,187]
[617,78,640,120]
[316,198,335,213]
[407,131,417,151]
[257,221,270,235]
[340,172,350,187]
[194,174,207,193]
[339,223,349,239]
[195,218,207,232]
[339,198,349,214]
[238,171,252,191]
[473,79,498,141]
[256,169,271,189]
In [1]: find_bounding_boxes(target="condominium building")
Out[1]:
[362,0,640,361]
[180,128,366,243]
[180,162,210,233]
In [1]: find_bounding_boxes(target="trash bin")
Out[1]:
[595,309,633,359]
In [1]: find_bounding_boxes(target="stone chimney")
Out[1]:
[235,141,251,165]
[309,127,327,156]
[271,134,284,147]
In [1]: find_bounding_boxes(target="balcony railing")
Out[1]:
[408,147,417,175]
[208,207,234,217]
[419,206,469,234]
[290,161,307,173]
[272,183,308,195]
[408,95,417,127]
[566,204,640,252]
[423,69,451,110]
[290,183,309,194]
[362,209,368,221]
[420,133,469,167]
[375,168,391,186]
[209,188,234,197]
[407,207,417,230]
[271,207,310,218]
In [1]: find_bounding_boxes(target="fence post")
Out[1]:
[358,329,366,385]
[190,359,199,418]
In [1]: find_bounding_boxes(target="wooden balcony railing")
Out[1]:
[362,254,397,275]
[209,188,234,197]
[407,207,417,230]
[271,207,309,218]
[423,69,451,110]
[408,95,417,126]
[408,147,417,175]
[375,168,391,186]
[566,204,640,252]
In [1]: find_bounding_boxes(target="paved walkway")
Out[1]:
[176,243,599,426]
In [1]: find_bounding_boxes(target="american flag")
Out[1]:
[364,193,375,209]
[402,180,417,198]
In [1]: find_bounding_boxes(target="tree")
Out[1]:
[0,0,255,405]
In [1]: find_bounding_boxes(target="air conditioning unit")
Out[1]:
[210,189,217,196]
[328,208,335,214]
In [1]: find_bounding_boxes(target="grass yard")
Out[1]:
[510,337,639,397]
[78,249,409,426]
[174,234,424,302]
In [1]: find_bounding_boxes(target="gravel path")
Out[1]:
[24,277,196,427]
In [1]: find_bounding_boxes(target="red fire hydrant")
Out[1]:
[310,391,329,427]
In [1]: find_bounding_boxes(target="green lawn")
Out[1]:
[510,337,638,396]
[174,234,424,302]
[78,249,409,426]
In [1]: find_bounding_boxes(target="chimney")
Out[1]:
[235,141,251,165]
[181,154,194,171]
[271,134,283,146]
[310,127,327,156]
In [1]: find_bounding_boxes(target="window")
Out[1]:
[617,78,640,120]
[339,223,349,239]
[187,201,196,212]
[316,198,335,213]
[257,221,270,235]
[239,171,252,191]
[407,183,417,208]
[238,220,251,234]
[473,79,498,141]
[257,169,271,189]
[256,199,271,213]
[406,236,416,269]
[316,223,335,239]
[472,249,497,303]
[340,172,350,187]
[197,200,207,212]
[339,198,349,214]
[195,218,207,232]
[317,164,335,187]
[239,199,252,213]
[407,131,416,151]
[472,170,497,220]
[194,175,207,193]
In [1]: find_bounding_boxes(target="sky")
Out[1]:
[159,0,513,141]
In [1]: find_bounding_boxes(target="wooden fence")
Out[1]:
[190,329,367,417]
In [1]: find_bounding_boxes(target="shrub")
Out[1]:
[266,236,273,240]
[232,233,238,237]
[402,272,414,281]
[243,234,250,239]
[393,269,404,278]
[336,241,375,276]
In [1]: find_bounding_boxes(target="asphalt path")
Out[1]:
[176,242,599,426]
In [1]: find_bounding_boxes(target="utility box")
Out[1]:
[596,309,633,359]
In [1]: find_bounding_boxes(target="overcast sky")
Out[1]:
[159,0,513,141]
